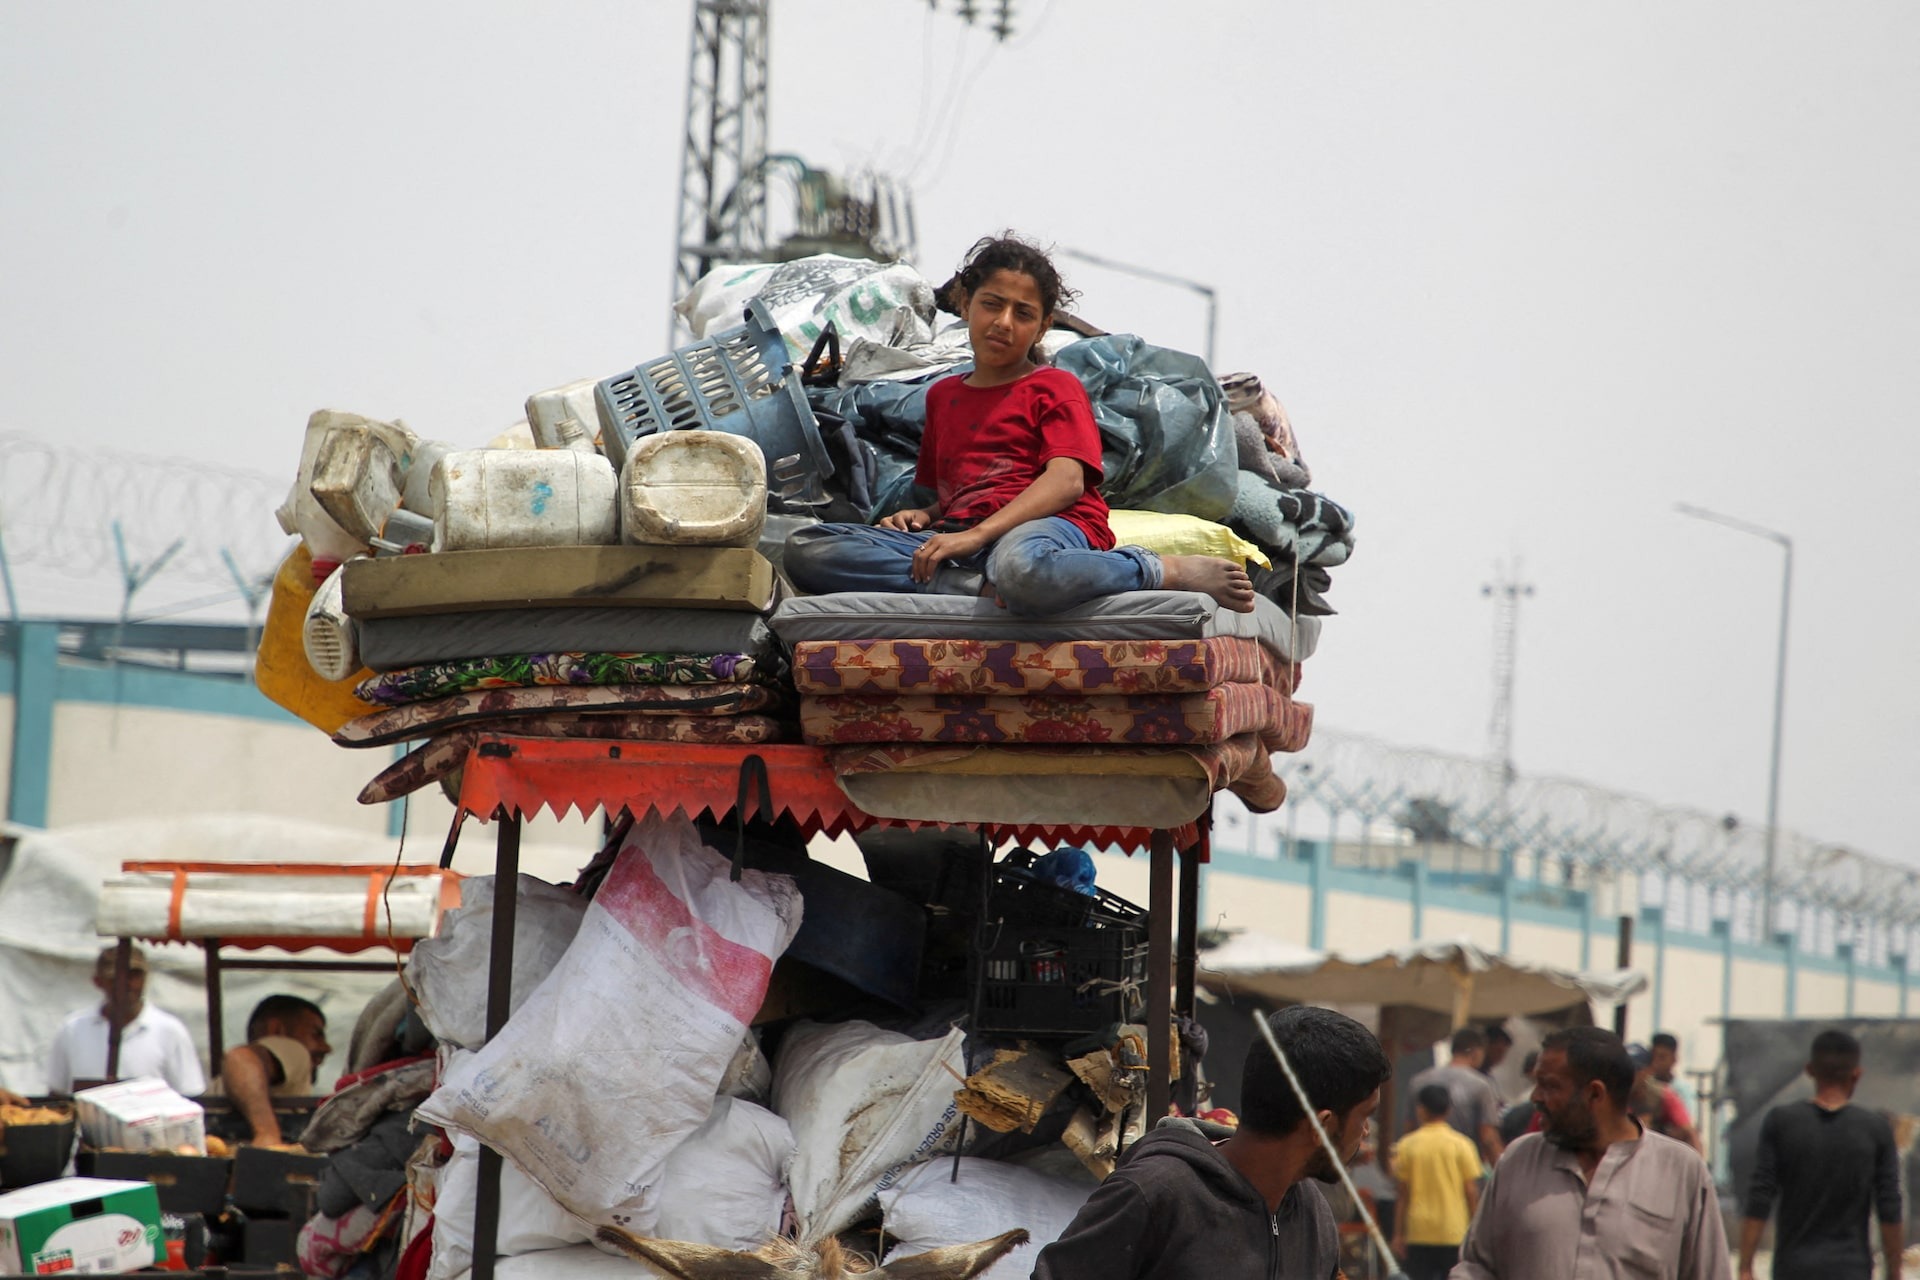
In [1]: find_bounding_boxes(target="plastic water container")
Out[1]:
[431,449,619,551]
[310,424,408,544]
[526,378,603,453]
[252,544,376,734]
[302,560,360,681]
[401,439,455,515]
[620,430,768,547]
[275,410,387,566]
[593,299,833,494]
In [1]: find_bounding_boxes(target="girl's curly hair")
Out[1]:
[944,232,1079,317]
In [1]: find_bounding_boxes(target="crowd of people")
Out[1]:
[1033,1011,1903,1280]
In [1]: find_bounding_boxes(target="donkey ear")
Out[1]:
[593,1226,786,1280]
[877,1229,1030,1280]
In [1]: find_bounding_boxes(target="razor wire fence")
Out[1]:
[1217,727,1920,967]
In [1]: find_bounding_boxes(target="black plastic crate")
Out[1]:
[230,1145,326,1218]
[990,849,1146,931]
[85,1151,232,1215]
[0,1108,74,1189]
[976,923,1148,1036]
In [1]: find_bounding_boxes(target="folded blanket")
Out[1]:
[791,636,1286,698]
[357,714,794,803]
[354,651,766,706]
[1228,472,1355,569]
[334,683,791,748]
[800,684,1283,747]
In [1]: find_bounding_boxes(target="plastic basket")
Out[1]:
[594,300,833,501]
[989,849,1146,931]
[976,923,1148,1036]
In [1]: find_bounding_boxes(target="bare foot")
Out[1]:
[1162,555,1257,613]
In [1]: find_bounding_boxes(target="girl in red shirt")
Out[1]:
[784,235,1254,616]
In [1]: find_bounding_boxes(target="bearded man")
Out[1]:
[1451,1026,1728,1280]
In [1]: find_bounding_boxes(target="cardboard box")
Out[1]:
[0,1177,163,1274]
[73,1079,205,1154]
[341,545,776,617]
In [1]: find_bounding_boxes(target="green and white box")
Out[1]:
[0,1177,163,1274]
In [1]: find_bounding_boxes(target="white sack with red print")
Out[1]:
[416,814,803,1227]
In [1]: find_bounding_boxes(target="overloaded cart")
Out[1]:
[245,252,1355,1279]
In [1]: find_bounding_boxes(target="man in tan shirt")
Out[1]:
[1451,1026,1729,1280]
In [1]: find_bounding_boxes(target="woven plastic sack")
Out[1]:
[676,255,938,363]
[879,1157,1091,1280]
[771,1020,967,1244]
[417,814,803,1228]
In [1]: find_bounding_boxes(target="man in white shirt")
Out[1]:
[45,946,206,1096]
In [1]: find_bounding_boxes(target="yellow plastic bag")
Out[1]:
[254,544,379,734]
[1107,510,1271,569]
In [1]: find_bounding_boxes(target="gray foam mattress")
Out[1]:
[356,607,778,672]
[768,590,1319,662]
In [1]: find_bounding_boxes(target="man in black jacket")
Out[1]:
[1034,1005,1392,1280]
[1738,1028,1905,1280]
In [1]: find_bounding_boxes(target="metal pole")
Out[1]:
[105,938,134,1081]
[1762,539,1792,935]
[1200,287,1217,372]
[1614,914,1633,1039]
[205,940,226,1068]
[472,811,522,1280]
[1675,504,1792,934]
[1147,830,1175,1125]
[1175,835,1201,1115]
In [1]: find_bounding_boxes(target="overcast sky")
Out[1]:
[3,1,1915,862]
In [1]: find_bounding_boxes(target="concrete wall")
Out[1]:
[48,702,393,831]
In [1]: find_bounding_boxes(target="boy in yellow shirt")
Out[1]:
[1393,1083,1486,1280]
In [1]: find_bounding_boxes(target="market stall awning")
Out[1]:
[451,736,1199,854]
[1197,933,1646,1022]
[98,861,461,954]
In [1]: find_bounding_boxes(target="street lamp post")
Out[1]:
[1054,247,1217,370]
[1675,503,1793,936]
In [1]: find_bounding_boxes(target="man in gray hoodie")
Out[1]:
[1034,1005,1393,1279]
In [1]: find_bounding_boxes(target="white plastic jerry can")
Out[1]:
[620,430,769,547]
[277,409,409,568]
[526,378,604,453]
[310,423,408,544]
[431,449,620,551]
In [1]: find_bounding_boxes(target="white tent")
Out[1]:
[0,813,591,1095]
[1196,932,1646,1024]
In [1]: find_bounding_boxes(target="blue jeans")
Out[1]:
[783,517,1162,616]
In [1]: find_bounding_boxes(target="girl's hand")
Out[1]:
[879,507,934,532]
[911,529,988,582]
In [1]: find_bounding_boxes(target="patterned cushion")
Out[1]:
[790,636,1284,697]
[799,684,1284,747]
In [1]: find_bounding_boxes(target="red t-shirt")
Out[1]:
[916,366,1114,550]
